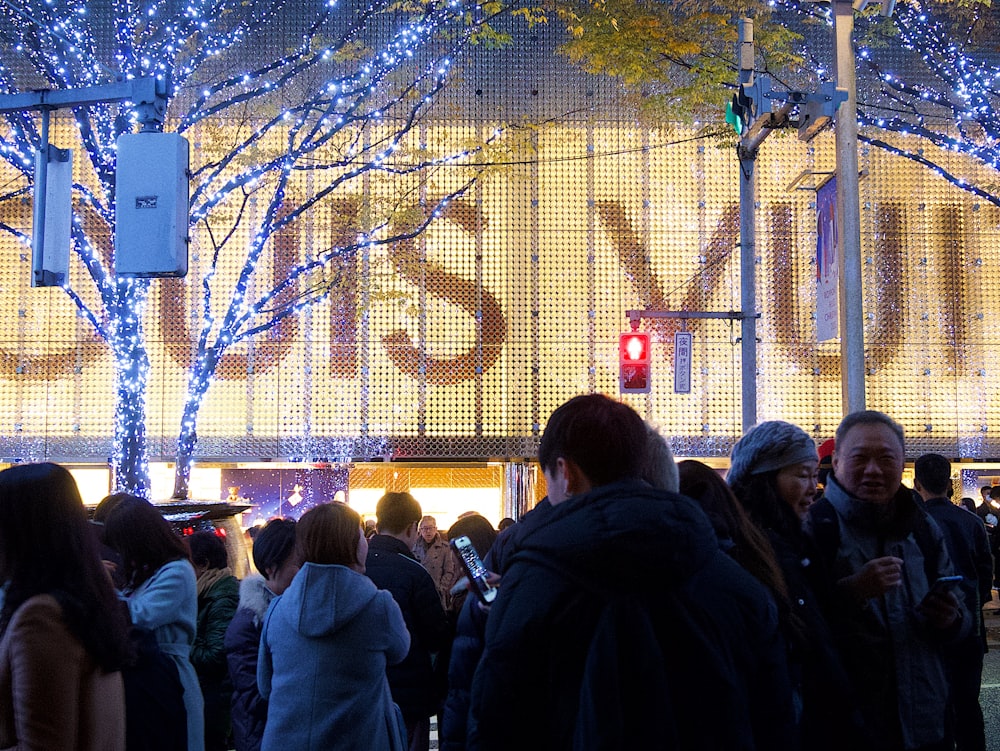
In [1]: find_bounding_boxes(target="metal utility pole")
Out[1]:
[737,18,759,431]
[833,0,867,413]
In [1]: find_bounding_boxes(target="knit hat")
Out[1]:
[727,420,818,489]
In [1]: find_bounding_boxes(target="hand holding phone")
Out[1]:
[450,535,498,605]
[929,575,963,595]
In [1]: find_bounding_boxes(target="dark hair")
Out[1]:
[296,503,362,566]
[538,394,648,487]
[0,463,131,672]
[102,495,191,590]
[376,491,422,535]
[497,517,515,532]
[447,513,498,559]
[913,453,952,497]
[252,518,297,574]
[677,461,788,603]
[835,410,905,452]
[187,531,229,570]
[728,472,805,545]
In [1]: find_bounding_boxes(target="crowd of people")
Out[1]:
[0,395,992,750]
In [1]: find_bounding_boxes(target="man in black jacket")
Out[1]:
[467,394,796,750]
[914,453,993,751]
[366,491,451,751]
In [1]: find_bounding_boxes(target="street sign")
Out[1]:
[674,331,692,394]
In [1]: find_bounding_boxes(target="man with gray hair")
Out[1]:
[806,410,963,751]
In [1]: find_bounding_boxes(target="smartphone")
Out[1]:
[450,535,498,605]
[929,575,963,595]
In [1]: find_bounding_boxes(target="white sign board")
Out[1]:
[674,331,692,394]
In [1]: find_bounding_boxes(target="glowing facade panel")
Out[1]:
[1,110,999,461]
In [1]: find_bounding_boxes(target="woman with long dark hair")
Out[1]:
[0,462,131,749]
[103,494,206,751]
[676,459,789,604]
[727,420,864,751]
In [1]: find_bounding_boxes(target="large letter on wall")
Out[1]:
[597,201,740,350]
[160,206,307,378]
[383,200,505,385]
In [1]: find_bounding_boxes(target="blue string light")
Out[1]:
[0,0,502,497]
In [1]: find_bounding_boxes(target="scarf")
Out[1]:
[196,566,234,597]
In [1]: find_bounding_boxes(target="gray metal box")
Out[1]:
[114,132,189,277]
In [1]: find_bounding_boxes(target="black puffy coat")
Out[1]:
[223,575,273,751]
[468,480,797,751]
[440,500,553,750]
[365,535,451,723]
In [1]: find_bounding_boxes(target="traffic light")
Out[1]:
[619,331,651,394]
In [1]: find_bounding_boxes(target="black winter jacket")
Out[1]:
[468,480,797,751]
[223,575,274,751]
[440,500,553,750]
[365,535,451,722]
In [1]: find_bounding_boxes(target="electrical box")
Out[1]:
[114,132,189,277]
[31,145,73,287]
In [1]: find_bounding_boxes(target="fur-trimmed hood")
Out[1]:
[238,573,275,625]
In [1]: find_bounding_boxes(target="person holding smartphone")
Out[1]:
[804,413,965,751]
[914,453,992,751]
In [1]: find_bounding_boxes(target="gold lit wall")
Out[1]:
[0,113,998,462]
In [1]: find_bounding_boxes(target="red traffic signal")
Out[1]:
[619,331,651,394]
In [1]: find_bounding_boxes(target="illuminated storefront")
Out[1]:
[1,29,999,522]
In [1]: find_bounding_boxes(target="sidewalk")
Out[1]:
[984,595,1000,648]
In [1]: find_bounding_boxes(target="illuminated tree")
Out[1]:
[0,0,505,497]
[547,0,999,201]
[783,0,1000,206]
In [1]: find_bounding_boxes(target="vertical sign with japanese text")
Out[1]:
[674,331,692,394]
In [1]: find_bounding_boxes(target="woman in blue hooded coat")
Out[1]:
[258,502,410,751]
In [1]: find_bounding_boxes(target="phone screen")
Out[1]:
[930,575,963,594]
[450,535,498,605]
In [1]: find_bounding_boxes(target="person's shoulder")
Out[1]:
[688,550,778,622]
[2,594,80,653]
[11,593,63,621]
[159,557,196,579]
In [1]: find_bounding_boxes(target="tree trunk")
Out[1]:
[172,352,218,500]
[111,285,152,497]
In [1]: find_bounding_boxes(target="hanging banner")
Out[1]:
[674,331,692,394]
[816,177,839,342]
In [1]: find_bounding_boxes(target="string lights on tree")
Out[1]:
[0,0,506,497]
[779,0,1000,206]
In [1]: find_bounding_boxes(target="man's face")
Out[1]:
[418,520,437,543]
[832,422,904,504]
